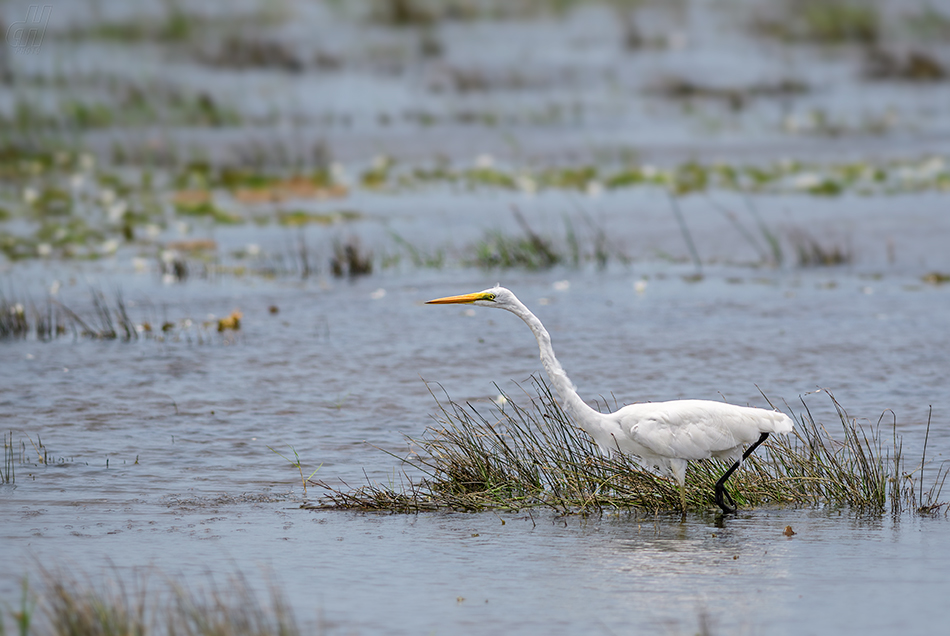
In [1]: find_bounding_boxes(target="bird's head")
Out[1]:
[426,285,518,311]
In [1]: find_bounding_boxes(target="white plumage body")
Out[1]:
[591,399,794,489]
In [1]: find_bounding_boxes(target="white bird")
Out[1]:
[426,285,794,514]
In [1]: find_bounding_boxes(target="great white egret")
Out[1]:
[426,285,794,514]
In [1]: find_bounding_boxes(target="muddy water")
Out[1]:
[3,0,950,632]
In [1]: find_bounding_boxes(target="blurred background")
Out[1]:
[1,0,949,273]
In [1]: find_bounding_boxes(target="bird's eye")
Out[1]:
[486,294,496,301]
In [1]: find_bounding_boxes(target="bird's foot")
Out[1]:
[715,485,738,515]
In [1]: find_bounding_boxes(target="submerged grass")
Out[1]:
[313,378,946,516]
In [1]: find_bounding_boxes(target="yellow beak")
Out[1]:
[426,292,488,305]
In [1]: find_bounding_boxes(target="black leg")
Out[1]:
[715,432,770,514]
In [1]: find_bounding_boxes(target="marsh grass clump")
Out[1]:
[469,208,625,271]
[788,230,852,267]
[473,229,560,270]
[314,378,945,515]
[0,289,141,341]
[3,569,302,636]
[754,0,881,45]
[0,288,238,343]
[330,238,373,277]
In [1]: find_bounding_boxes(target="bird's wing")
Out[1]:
[613,399,792,461]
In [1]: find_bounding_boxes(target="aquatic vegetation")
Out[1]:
[197,35,305,72]
[922,271,950,285]
[1,142,948,269]
[651,76,809,111]
[277,209,361,227]
[368,0,613,25]
[753,0,881,45]
[0,90,243,132]
[174,199,243,225]
[313,378,946,515]
[342,155,950,197]
[788,230,852,267]
[903,4,950,41]
[864,49,947,81]
[2,431,15,484]
[388,230,446,268]
[0,289,239,343]
[268,445,322,495]
[0,570,302,636]
[63,3,286,44]
[330,238,373,277]
[473,229,561,270]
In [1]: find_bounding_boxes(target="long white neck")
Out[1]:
[505,298,605,431]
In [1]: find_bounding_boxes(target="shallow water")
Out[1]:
[3,0,950,633]
[2,267,949,634]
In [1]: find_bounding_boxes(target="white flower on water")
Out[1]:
[330,162,348,184]
[160,249,178,264]
[791,172,822,190]
[782,114,802,133]
[516,175,537,195]
[101,239,119,254]
[79,153,95,171]
[641,164,657,179]
[70,174,85,190]
[23,187,39,204]
[245,243,261,257]
[36,243,52,257]
[918,156,945,177]
[99,189,116,206]
[585,180,604,198]
[132,257,149,272]
[11,303,24,315]
[634,280,648,294]
[107,200,128,222]
[494,394,508,407]
[474,153,494,169]
[145,224,162,239]
[371,154,390,170]
[370,288,386,300]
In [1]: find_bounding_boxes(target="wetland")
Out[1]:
[2,0,950,633]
